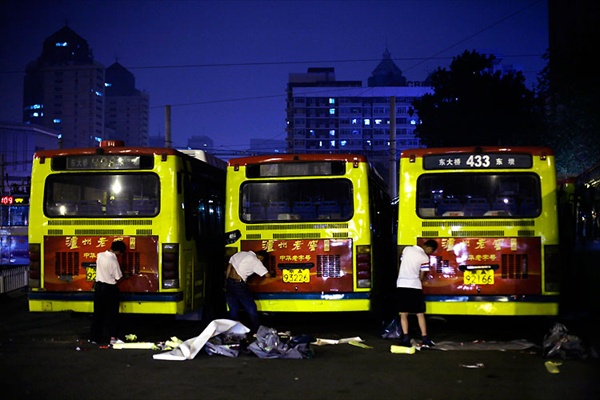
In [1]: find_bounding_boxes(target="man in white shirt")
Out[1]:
[90,240,127,345]
[396,239,438,347]
[225,250,269,333]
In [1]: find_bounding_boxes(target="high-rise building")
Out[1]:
[22,25,149,148]
[23,26,105,148]
[105,62,150,146]
[285,51,433,186]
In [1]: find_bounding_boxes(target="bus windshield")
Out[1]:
[240,178,353,222]
[44,173,160,217]
[417,172,541,218]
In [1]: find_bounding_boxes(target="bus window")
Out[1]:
[240,179,353,223]
[44,173,159,217]
[417,173,541,218]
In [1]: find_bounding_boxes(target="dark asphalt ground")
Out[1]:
[1,240,599,400]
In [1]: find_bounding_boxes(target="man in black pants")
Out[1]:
[90,240,127,345]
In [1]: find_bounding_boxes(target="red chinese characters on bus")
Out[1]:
[421,237,542,295]
[242,238,354,293]
[42,236,159,292]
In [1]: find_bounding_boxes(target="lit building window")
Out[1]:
[55,42,68,47]
[53,119,61,124]
[329,98,335,104]
[375,119,383,125]
[329,108,335,115]
[329,130,335,136]
[364,119,370,126]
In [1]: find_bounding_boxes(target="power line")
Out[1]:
[0,53,544,75]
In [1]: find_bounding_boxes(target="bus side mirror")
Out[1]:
[225,229,241,245]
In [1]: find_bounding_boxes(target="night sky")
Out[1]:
[0,0,548,152]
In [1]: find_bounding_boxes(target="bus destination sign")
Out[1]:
[423,153,533,170]
[66,155,141,170]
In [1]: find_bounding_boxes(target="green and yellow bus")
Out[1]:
[28,141,226,318]
[397,146,561,316]
[224,153,395,314]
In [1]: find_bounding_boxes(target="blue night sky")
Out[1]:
[0,0,548,152]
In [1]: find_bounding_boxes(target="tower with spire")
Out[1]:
[368,49,408,87]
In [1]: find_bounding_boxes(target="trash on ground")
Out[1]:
[460,363,485,368]
[312,336,364,346]
[543,322,588,359]
[153,319,249,361]
[112,342,159,350]
[124,334,137,342]
[381,316,402,339]
[348,340,372,349]
[247,325,314,359]
[434,339,536,351]
[544,360,563,374]
[390,345,415,354]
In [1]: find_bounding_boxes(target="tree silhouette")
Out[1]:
[413,50,545,148]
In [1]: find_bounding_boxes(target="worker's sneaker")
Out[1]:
[109,337,123,346]
[421,336,436,348]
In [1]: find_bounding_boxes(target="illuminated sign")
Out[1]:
[1,196,28,205]
[423,153,533,170]
[66,155,141,170]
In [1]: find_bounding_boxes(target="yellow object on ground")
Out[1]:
[390,345,416,354]
[348,341,372,349]
[544,360,562,374]
[112,342,159,350]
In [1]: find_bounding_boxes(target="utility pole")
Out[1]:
[388,96,397,198]
[165,105,172,148]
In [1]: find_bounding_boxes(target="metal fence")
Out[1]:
[0,265,28,294]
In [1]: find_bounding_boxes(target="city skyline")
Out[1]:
[1,0,549,151]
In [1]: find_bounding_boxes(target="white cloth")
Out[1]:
[153,319,249,361]
[229,251,268,282]
[95,250,123,284]
[396,245,430,289]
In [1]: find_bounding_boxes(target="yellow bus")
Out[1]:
[1,194,30,294]
[28,141,226,318]
[397,146,560,316]
[225,153,395,314]
[1,194,29,267]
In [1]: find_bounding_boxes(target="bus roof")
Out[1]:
[178,149,227,170]
[227,153,369,166]
[32,142,226,170]
[400,146,554,158]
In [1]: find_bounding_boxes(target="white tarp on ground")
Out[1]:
[153,318,249,361]
[433,339,537,351]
